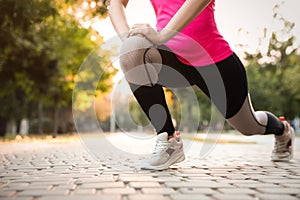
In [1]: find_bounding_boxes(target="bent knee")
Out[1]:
[238,111,267,136]
[120,36,153,56]
[238,129,258,136]
[120,36,153,70]
[119,36,161,86]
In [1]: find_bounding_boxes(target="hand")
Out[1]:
[128,23,164,45]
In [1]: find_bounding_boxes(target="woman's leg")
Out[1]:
[120,36,189,169]
[226,94,284,136]
[200,53,294,161]
[119,36,175,136]
[209,53,285,135]
[120,35,284,136]
[129,84,175,135]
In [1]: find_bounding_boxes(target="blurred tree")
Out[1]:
[245,14,300,119]
[0,0,58,136]
[129,100,149,128]
[0,0,114,136]
[62,0,109,18]
[195,88,212,131]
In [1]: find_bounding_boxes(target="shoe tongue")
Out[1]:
[157,132,168,141]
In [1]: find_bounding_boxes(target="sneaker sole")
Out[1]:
[141,151,185,170]
[271,126,295,162]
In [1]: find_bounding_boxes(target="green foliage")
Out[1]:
[62,0,109,19]
[245,22,300,119]
[0,0,58,121]
[129,101,149,127]
[0,0,115,135]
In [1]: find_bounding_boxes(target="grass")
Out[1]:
[183,135,257,144]
[0,133,79,143]
[1,131,299,144]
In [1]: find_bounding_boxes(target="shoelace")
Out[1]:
[153,141,170,154]
[274,136,290,153]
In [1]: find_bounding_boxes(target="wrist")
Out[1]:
[119,32,129,41]
[158,30,168,45]
[158,28,176,44]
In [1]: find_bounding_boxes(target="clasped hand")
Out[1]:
[127,23,164,45]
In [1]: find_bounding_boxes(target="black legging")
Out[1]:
[130,45,248,135]
[120,36,284,136]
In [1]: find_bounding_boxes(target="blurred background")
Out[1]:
[0,0,299,139]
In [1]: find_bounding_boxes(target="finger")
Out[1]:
[133,23,148,27]
[128,29,142,37]
[133,23,146,26]
[132,23,151,29]
[128,29,137,35]
[132,24,145,29]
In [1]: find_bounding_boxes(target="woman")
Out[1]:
[109,0,294,170]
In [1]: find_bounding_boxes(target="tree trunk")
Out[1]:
[38,101,43,134]
[0,117,7,137]
[53,103,59,138]
[27,102,34,134]
[16,119,21,134]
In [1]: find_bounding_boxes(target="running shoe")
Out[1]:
[271,119,294,161]
[141,131,185,170]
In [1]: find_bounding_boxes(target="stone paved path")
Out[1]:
[0,133,300,200]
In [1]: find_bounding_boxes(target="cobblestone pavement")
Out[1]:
[0,133,300,200]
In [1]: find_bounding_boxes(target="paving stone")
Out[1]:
[79,182,124,189]
[225,175,252,179]
[0,190,16,197]
[72,188,96,195]
[254,194,299,200]
[102,188,136,194]
[17,189,69,196]
[285,175,300,179]
[280,183,300,188]
[128,194,171,200]
[0,197,32,200]
[75,177,114,184]
[54,184,77,190]
[129,182,161,188]
[216,180,259,184]
[4,183,29,187]
[156,177,183,182]
[25,182,53,187]
[218,188,257,194]
[141,188,177,194]
[256,187,300,194]
[260,179,300,184]
[170,194,212,200]
[37,195,122,200]
[152,171,178,176]
[178,188,215,194]
[119,176,160,182]
[0,134,299,200]
[232,183,280,188]
[165,181,234,188]
[187,176,225,181]
[213,194,255,200]
[2,186,39,192]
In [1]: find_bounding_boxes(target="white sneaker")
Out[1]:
[271,120,294,162]
[141,132,185,170]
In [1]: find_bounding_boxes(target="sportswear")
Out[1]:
[150,0,233,66]
[141,132,185,170]
[271,120,294,161]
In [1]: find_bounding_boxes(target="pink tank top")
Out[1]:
[150,0,233,66]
